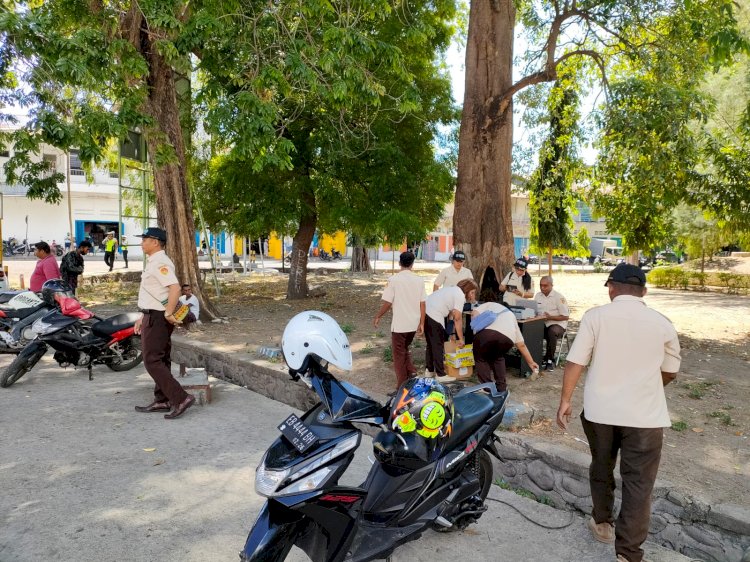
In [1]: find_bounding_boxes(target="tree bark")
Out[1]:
[350,246,371,272]
[286,185,316,299]
[137,16,220,319]
[454,0,516,293]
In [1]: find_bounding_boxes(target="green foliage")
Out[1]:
[528,70,581,257]
[670,421,689,432]
[708,411,734,426]
[340,323,355,335]
[382,346,393,363]
[683,381,716,400]
[647,266,749,293]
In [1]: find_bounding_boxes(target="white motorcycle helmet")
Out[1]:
[282,311,352,373]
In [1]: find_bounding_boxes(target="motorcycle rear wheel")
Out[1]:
[105,336,143,372]
[1,343,47,387]
[433,449,493,533]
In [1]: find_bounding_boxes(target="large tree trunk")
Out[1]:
[350,246,371,272]
[287,186,316,299]
[138,18,220,319]
[454,0,515,294]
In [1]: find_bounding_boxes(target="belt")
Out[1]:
[139,309,165,314]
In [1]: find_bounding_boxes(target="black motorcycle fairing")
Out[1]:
[36,310,79,331]
[0,302,46,319]
[311,372,384,423]
[361,460,438,522]
[91,312,141,337]
[241,500,303,562]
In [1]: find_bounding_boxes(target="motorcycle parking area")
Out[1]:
[0,355,694,562]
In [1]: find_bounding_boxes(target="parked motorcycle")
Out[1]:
[0,290,56,353]
[240,311,509,562]
[318,249,342,261]
[0,280,142,388]
[3,238,32,257]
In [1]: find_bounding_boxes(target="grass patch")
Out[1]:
[683,381,715,400]
[412,338,422,349]
[340,323,355,335]
[493,479,555,507]
[708,411,734,426]
[382,346,393,362]
[671,421,689,432]
[360,343,375,355]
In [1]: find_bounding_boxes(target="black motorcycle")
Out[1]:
[240,361,508,561]
[0,300,143,388]
[0,290,56,353]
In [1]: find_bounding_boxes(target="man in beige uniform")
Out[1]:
[432,250,473,292]
[374,251,426,388]
[557,264,680,562]
[534,275,570,371]
[133,227,195,419]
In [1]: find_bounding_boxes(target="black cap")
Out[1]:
[135,227,167,242]
[514,258,528,270]
[605,263,646,286]
[452,250,466,262]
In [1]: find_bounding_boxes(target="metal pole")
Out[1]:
[196,205,220,297]
[66,152,74,248]
[258,236,265,276]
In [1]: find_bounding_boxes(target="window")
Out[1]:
[42,154,57,177]
[69,149,84,176]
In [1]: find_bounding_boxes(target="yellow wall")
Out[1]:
[269,233,283,259]
[319,232,347,254]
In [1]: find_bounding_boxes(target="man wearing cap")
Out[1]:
[103,232,118,272]
[374,251,426,389]
[500,258,535,306]
[534,275,570,371]
[133,227,195,419]
[556,263,681,562]
[432,250,474,292]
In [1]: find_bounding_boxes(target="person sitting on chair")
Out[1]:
[534,275,569,371]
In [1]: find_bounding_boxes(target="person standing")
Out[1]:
[534,275,570,371]
[120,235,129,268]
[133,227,195,420]
[500,258,535,306]
[103,231,118,272]
[373,251,426,389]
[470,302,539,392]
[432,250,473,292]
[30,242,62,292]
[424,278,478,382]
[556,264,681,562]
[60,240,93,294]
[64,233,71,252]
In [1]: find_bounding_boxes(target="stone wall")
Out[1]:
[493,434,750,562]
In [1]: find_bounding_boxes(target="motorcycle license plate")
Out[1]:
[278,413,319,453]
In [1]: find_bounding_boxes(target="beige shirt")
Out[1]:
[138,250,179,310]
[501,271,535,306]
[434,265,473,288]
[475,302,523,343]
[566,295,681,428]
[381,270,426,333]
[426,286,465,325]
[534,289,569,329]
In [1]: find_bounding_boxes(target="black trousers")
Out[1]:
[473,329,514,391]
[122,250,128,267]
[104,250,115,270]
[543,324,566,361]
[140,310,188,406]
[424,316,447,377]
[581,413,663,562]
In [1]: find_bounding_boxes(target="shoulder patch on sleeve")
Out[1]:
[159,266,169,275]
[560,297,567,304]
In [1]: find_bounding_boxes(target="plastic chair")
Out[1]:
[555,330,570,366]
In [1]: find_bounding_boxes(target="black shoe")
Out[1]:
[164,394,196,419]
[545,360,555,372]
[135,401,171,413]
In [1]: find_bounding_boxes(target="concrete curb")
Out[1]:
[170,336,750,562]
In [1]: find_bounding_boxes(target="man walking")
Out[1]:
[556,264,681,562]
[103,231,118,271]
[374,251,426,389]
[133,227,195,420]
[534,275,570,371]
[121,235,129,268]
[60,240,93,293]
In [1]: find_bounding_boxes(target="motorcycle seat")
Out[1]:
[443,392,495,451]
[0,303,46,319]
[92,312,142,337]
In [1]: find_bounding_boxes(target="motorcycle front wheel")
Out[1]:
[105,336,143,372]
[433,449,493,533]
[1,341,48,387]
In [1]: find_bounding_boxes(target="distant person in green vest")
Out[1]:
[121,235,129,268]
[103,231,118,272]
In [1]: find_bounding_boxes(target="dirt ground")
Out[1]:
[81,262,750,507]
